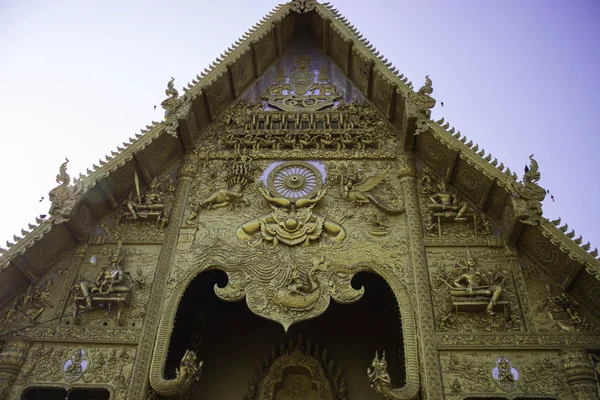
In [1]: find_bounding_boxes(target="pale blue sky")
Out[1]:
[0,0,599,252]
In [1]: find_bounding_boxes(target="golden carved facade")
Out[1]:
[1,1,600,399]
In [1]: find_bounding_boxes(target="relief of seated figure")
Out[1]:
[73,240,132,326]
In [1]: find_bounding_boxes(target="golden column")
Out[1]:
[397,154,443,399]
[562,348,599,400]
[127,152,200,399]
[0,337,30,399]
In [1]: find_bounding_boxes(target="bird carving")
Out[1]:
[342,166,404,215]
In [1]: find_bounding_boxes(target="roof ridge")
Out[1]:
[317,2,414,92]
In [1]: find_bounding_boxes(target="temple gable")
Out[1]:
[1,1,599,399]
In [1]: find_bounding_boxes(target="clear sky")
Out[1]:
[0,0,599,253]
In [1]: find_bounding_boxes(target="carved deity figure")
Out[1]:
[237,187,345,246]
[77,240,129,310]
[539,284,588,331]
[120,173,169,227]
[63,349,88,383]
[22,281,53,320]
[197,155,254,210]
[341,166,404,215]
[497,357,515,383]
[428,180,469,221]
[197,183,249,209]
[448,251,504,315]
[367,351,391,388]
[420,168,436,194]
[271,257,331,311]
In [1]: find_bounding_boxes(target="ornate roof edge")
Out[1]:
[422,115,600,273]
[1,0,598,282]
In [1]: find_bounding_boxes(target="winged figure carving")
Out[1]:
[342,166,404,215]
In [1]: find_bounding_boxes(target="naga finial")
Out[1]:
[56,158,71,186]
[161,77,179,111]
[418,75,434,96]
[524,154,541,184]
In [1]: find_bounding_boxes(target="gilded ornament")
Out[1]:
[261,57,341,112]
[441,248,507,316]
[196,154,254,210]
[149,349,202,396]
[73,239,132,326]
[290,0,316,13]
[118,173,171,229]
[48,158,83,223]
[237,162,345,246]
[341,165,404,214]
[245,336,347,400]
[160,77,179,114]
[214,256,363,330]
[491,355,519,392]
[62,349,89,383]
[2,279,54,323]
[537,284,590,331]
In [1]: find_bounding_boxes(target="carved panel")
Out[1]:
[253,29,277,75]
[485,183,509,220]
[144,133,183,176]
[350,49,371,94]
[0,265,30,306]
[453,158,492,205]
[10,344,135,400]
[328,28,349,73]
[84,184,113,217]
[204,72,234,120]
[22,224,76,277]
[105,159,137,203]
[62,243,160,328]
[68,199,99,239]
[191,93,211,128]
[308,10,324,44]
[518,226,574,287]
[392,88,406,130]
[523,257,600,333]
[245,337,347,400]
[439,351,572,399]
[370,69,394,119]
[414,130,456,174]
[229,49,255,95]
[278,12,300,49]
[427,247,524,332]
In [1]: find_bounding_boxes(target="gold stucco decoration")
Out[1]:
[262,57,342,112]
[214,255,363,331]
[237,161,345,246]
[246,336,346,400]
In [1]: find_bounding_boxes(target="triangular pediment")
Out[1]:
[1,0,599,333]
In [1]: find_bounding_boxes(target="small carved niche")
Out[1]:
[245,336,346,400]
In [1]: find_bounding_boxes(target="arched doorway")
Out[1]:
[162,270,406,399]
